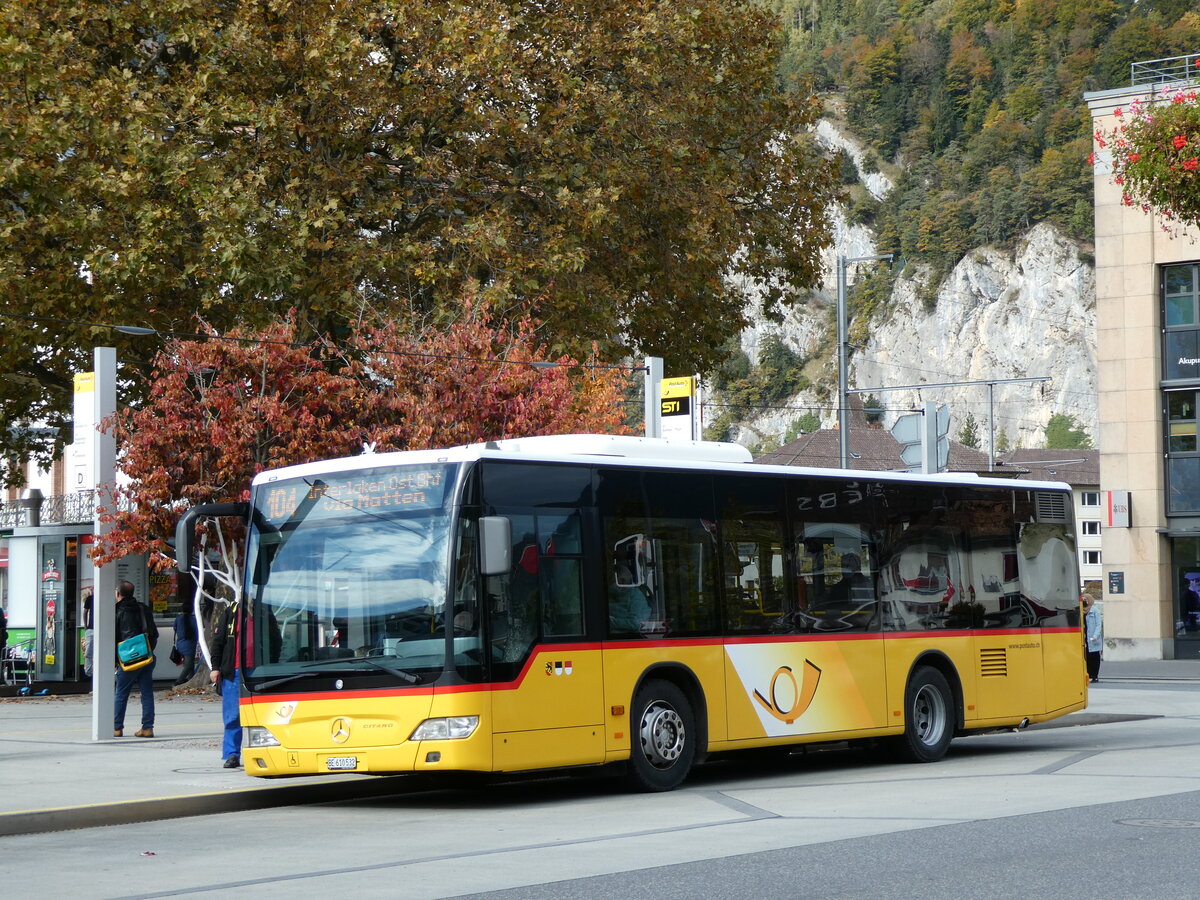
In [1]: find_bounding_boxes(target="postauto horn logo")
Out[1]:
[752,661,822,724]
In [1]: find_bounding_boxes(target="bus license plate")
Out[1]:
[326,756,358,771]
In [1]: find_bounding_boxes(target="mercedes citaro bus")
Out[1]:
[176,434,1087,791]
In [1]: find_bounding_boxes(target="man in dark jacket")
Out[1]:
[113,581,156,738]
[208,600,241,768]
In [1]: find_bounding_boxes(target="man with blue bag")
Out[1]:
[113,580,156,738]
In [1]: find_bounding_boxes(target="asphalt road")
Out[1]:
[4,681,1197,900]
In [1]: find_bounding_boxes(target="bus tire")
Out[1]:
[890,666,954,763]
[627,679,696,792]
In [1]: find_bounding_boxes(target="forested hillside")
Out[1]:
[774,0,1200,281]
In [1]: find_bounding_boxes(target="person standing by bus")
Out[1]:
[1082,595,1103,683]
[172,606,198,686]
[113,581,156,738]
[208,600,242,768]
[80,589,94,679]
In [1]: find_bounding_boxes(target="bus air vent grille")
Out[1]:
[979,647,1008,677]
[1035,492,1069,523]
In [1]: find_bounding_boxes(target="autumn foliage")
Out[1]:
[0,0,836,473]
[95,304,631,566]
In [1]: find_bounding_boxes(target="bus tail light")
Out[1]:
[411,716,479,741]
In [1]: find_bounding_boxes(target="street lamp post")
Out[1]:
[644,356,663,438]
[91,346,116,742]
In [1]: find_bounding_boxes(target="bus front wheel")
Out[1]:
[890,666,954,763]
[628,680,696,792]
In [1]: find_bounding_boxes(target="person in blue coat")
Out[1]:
[1082,595,1103,683]
[208,601,241,769]
[172,606,199,686]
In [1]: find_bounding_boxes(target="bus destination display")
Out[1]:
[259,465,452,525]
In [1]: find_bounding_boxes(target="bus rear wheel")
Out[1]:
[889,666,954,763]
[627,680,696,792]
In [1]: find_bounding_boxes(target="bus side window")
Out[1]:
[539,511,585,638]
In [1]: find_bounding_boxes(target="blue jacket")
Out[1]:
[173,612,198,649]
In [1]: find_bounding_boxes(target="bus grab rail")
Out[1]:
[175,502,250,575]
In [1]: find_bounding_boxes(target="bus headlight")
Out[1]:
[245,726,281,748]
[410,716,479,741]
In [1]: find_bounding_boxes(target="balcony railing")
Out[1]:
[1132,54,1200,88]
[0,490,96,529]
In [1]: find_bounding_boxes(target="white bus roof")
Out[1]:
[251,433,1069,493]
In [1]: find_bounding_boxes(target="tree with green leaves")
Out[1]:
[1044,413,1093,450]
[0,0,839,479]
[786,412,821,441]
[957,412,981,449]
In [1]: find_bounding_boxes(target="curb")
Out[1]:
[0,774,427,837]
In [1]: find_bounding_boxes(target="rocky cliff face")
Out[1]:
[854,224,1096,450]
[732,122,1097,454]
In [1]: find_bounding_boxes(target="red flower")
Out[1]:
[1128,153,1140,163]
[1174,135,1189,149]
[1185,158,1199,171]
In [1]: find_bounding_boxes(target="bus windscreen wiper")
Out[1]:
[253,659,421,692]
[332,656,421,684]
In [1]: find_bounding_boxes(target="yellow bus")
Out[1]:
[177,434,1087,791]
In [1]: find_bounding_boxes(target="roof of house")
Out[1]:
[753,430,1099,486]
[754,427,989,474]
[993,448,1099,486]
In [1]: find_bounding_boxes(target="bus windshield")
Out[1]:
[242,463,461,689]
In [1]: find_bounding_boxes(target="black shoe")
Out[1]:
[223,756,240,769]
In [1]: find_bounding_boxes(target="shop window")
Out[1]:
[1171,539,1200,640]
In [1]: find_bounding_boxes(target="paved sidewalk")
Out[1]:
[0,661,1196,837]
[0,686,409,836]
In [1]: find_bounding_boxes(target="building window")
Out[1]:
[1164,264,1200,380]
[1081,491,1100,507]
[1168,390,1200,452]
[1083,550,1101,566]
[1081,520,1101,536]
[1167,387,1200,514]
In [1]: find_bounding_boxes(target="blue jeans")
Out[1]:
[115,662,155,730]
[222,670,243,760]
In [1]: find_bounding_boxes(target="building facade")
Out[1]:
[1086,56,1200,661]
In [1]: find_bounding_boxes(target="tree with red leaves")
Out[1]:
[95,300,632,571]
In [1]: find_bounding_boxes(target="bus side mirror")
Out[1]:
[479,516,512,576]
